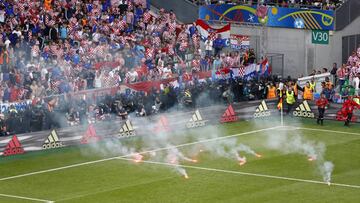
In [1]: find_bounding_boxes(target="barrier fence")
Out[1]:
[0,98,359,157]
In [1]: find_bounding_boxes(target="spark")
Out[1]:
[132,153,143,163]
[308,156,316,162]
[239,160,246,166]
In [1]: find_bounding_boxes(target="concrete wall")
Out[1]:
[231,25,310,78]
[329,17,360,66]
[231,17,360,78]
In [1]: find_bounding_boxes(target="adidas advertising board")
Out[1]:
[293,100,315,118]
[186,110,207,128]
[119,120,136,137]
[254,100,271,118]
[2,135,25,156]
[220,105,238,123]
[43,130,64,149]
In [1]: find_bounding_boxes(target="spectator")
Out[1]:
[213,34,224,57]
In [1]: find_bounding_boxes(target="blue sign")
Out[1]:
[199,5,334,30]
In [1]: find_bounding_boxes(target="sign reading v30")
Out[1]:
[312,30,329,45]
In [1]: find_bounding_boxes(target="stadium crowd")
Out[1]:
[0,0,358,136]
[189,0,345,10]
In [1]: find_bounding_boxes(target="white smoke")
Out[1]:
[321,161,334,184]
[261,124,334,184]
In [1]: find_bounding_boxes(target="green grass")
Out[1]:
[0,119,360,203]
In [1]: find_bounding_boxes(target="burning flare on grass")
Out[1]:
[165,146,197,178]
[308,155,317,161]
[132,153,144,163]
[236,152,247,166]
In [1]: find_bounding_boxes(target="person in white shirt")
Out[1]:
[0,10,5,23]
[204,36,213,57]
[94,71,102,88]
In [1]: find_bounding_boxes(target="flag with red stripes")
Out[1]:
[3,135,25,156]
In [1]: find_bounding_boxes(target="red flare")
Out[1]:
[308,156,316,162]
[132,153,143,163]
[239,160,247,166]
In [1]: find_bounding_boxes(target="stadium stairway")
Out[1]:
[150,0,198,23]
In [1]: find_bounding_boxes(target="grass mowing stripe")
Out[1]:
[0,126,281,181]
[55,177,174,202]
[0,193,54,202]
[115,157,360,189]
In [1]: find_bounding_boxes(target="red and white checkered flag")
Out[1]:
[145,48,154,59]
[239,66,245,77]
[143,12,151,23]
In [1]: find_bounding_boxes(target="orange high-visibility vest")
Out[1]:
[0,52,9,65]
[293,84,298,96]
[44,0,52,10]
[303,86,313,100]
[267,86,276,99]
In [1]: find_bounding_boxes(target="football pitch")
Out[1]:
[0,119,359,203]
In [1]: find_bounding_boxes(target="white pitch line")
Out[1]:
[295,126,360,136]
[0,126,281,181]
[116,157,360,189]
[0,193,54,202]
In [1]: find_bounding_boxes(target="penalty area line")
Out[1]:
[0,126,281,181]
[0,193,54,202]
[116,157,360,189]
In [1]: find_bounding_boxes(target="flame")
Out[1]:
[184,174,189,179]
[308,157,316,162]
[132,153,143,163]
[191,159,198,163]
[327,182,331,186]
[255,153,262,158]
[239,161,246,166]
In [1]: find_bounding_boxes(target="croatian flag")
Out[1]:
[243,64,257,80]
[196,19,230,41]
[259,58,271,76]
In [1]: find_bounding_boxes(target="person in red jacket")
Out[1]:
[316,93,329,125]
[343,96,360,126]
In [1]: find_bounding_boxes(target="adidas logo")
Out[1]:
[220,105,238,123]
[2,135,24,156]
[186,110,206,128]
[42,130,63,149]
[293,100,315,118]
[153,116,170,133]
[119,120,136,137]
[81,124,101,144]
[254,100,271,118]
